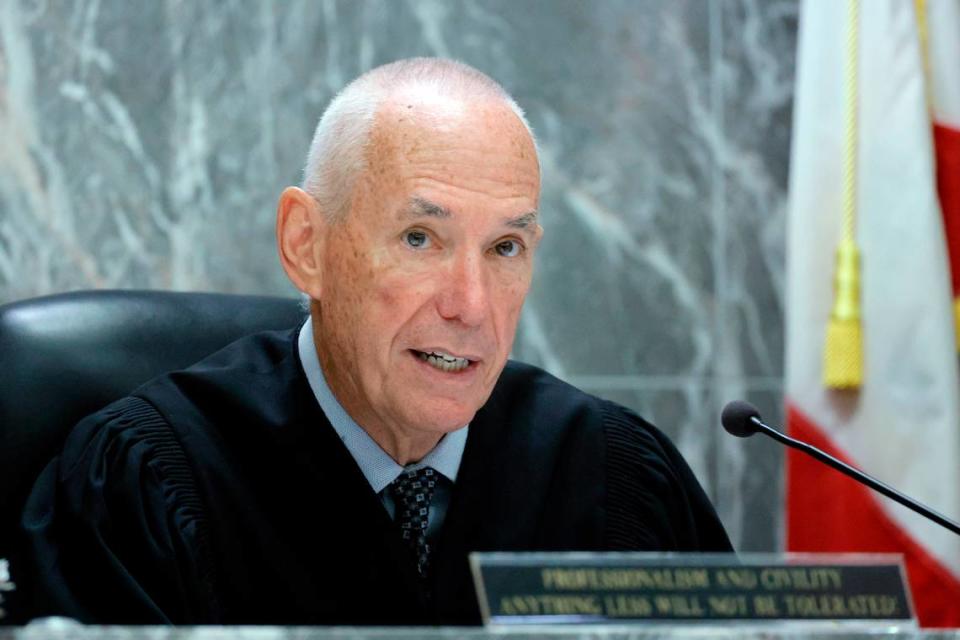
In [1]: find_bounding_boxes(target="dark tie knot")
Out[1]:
[392,467,438,509]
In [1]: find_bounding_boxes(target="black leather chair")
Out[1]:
[0,290,305,560]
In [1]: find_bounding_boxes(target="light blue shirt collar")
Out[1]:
[297,319,468,493]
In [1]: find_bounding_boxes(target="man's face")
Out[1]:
[314,96,541,448]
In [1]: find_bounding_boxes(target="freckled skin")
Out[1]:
[313,94,541,464]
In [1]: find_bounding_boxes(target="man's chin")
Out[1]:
[403,400,479,435]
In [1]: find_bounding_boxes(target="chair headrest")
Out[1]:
[0,289,305,551]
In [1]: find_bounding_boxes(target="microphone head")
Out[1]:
[721,400,762,438]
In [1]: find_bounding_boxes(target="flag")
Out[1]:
[785,0,960,627]
[929,0,960,338]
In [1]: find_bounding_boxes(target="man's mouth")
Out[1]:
[411,349,474,372]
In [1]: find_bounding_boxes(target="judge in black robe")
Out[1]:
[17,327,732,624]
[16,58,733,625]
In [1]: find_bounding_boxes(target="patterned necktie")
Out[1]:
[389,467,439,579]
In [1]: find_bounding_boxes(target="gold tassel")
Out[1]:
[824,239,863,388]
[823,0,863,390]
[953,298,960,350]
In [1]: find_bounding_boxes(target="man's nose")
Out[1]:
[436,252,490,326]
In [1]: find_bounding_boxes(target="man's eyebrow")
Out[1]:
[506,211,538,229]
[404,197,451,219]
[402,199,537,229]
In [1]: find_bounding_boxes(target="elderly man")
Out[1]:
[18,58,731,624]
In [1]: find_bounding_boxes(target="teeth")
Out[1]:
[417,350,471,372]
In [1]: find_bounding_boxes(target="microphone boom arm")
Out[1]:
[750,417,960,537]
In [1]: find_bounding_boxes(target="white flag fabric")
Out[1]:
[785,0,960,627]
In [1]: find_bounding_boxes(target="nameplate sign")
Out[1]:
[469,552,913,625]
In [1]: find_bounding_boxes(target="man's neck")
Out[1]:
[298,317,468,493]
[360,422,444,466]
[318,361,444,465]
[309,318,444,465]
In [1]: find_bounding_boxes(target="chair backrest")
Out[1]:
[0,290,305,556]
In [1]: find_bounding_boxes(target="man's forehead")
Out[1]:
[361,94,541,219]
[371,95,536,156]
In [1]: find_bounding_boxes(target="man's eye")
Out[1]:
[495,240,522,257]
[404,230,430,249]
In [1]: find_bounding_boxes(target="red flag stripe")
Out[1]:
[786,403,960,627]
[934,122,960,296]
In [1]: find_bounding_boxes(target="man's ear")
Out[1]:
[276,186,326,300]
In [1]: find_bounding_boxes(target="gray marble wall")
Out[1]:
[0,0,797,552]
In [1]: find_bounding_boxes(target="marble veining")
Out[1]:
[0,0,798,552]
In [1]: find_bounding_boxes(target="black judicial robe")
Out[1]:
[17,328,732,624]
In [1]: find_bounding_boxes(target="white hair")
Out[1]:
[301,58,536,222]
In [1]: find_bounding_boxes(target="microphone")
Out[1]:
[720,400,761,438]
[721,401,960,537]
